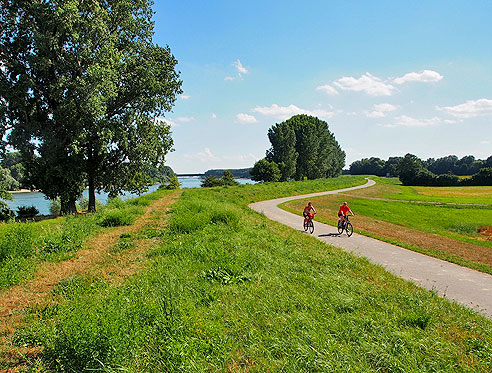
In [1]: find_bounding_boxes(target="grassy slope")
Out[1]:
[282,176,492,274]
[13,177,492,372]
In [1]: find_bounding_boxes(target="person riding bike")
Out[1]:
[303,202,317,223]
[338,202,354,227]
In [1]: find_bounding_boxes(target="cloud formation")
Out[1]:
[437,98,492,118]
[180,94,191,100]
[333,73,395,96]
[384,115,442,128]
[234,59,248,75]
[366,103,399,118]
[318,70,443,97]
[184,148,220,162]
[177,116,195,122]
[252,104,334,120]
[393,70,443,84]
[236,113,258,123]
[316,84,338,95]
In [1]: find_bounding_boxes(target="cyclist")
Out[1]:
[303,202,317,223]
[338,202,354,227]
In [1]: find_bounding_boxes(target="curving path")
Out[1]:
[249,179,492,319]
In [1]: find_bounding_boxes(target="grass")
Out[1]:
[282,176,492,274]
[9,176,492,371]
[0,189,169,290]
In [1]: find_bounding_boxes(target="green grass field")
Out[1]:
[8,177,492,372]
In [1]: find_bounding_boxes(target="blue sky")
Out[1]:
[153,1,492,173]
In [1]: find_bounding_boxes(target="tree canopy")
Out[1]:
[262,115,345,181]
[0,0,182,214]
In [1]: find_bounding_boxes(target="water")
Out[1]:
[2,177,255,215]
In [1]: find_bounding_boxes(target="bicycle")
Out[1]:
[303,213,315,234]
[337,214,354,237]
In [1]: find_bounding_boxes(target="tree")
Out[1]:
[251,159,281,182]
[266,124,297,180]
[265,115,345,180]
[222,170,239,186]
[0,1,182,214]
[398,154,424,185]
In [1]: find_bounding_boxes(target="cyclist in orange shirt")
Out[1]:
[338,202,354,226]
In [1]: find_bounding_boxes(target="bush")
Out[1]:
[0,207,15,222]
[16,205,39,219]
[49,198,61,216]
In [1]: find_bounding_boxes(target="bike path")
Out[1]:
[249,179,492,319]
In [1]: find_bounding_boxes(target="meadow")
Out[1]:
[282,177,492,274]
[4,176,491,371]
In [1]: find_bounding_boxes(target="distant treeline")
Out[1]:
[204,168,252,178]
[1,152,176,191]
[350,154,492,178]
[398,154,492,186]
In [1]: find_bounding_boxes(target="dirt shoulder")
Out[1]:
[0,190,180,370]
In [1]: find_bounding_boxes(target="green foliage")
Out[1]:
[399,154,492,186]
[0,207,15,222]
[201,171,239,187]
[0,0,182,212]
[16,205,39,219]
[250,158,281,182]
[161,175,180,189]
[266,114,345,180]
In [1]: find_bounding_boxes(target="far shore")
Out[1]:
[8,189,39,194]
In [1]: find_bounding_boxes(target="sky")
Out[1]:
[153,1,492,174]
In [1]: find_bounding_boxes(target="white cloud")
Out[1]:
[234,59,248,75]
[394,70,443,84]
[236,113,258,123]
[365,103,398,118]
[180,94,191,100]
[184,148,220,163]
[480,140,490,145]
[211,113,217,119]
[223,153,257,162]
[252,104,334,120]
[374,103,398,112]
[384,115,442,128]
[316,84,339,95]
[224,76,235,81]
[177,116,195,122]
[366,111,386,118]
[333,73,395,96]
[437,98,492,118]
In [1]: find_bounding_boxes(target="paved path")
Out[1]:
[249,179,492,319]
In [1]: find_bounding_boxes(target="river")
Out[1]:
[3,176,255,216]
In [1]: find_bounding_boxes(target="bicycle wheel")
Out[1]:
[309,220,314,234]
[337,222,343,234]
[346,222,353,237]
[303,220,308,231]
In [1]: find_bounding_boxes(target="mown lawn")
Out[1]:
[282,176,492,274]
[11,177,492,372]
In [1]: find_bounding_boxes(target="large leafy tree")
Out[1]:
[0,0,182,214]
[266,115,345,180]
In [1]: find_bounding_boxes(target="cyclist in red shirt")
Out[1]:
[338,202,354,226]
[303,202,317,223]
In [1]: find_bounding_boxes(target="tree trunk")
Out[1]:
[60,198,77,215]
[88,173,96,212]
[87,142,97,212]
